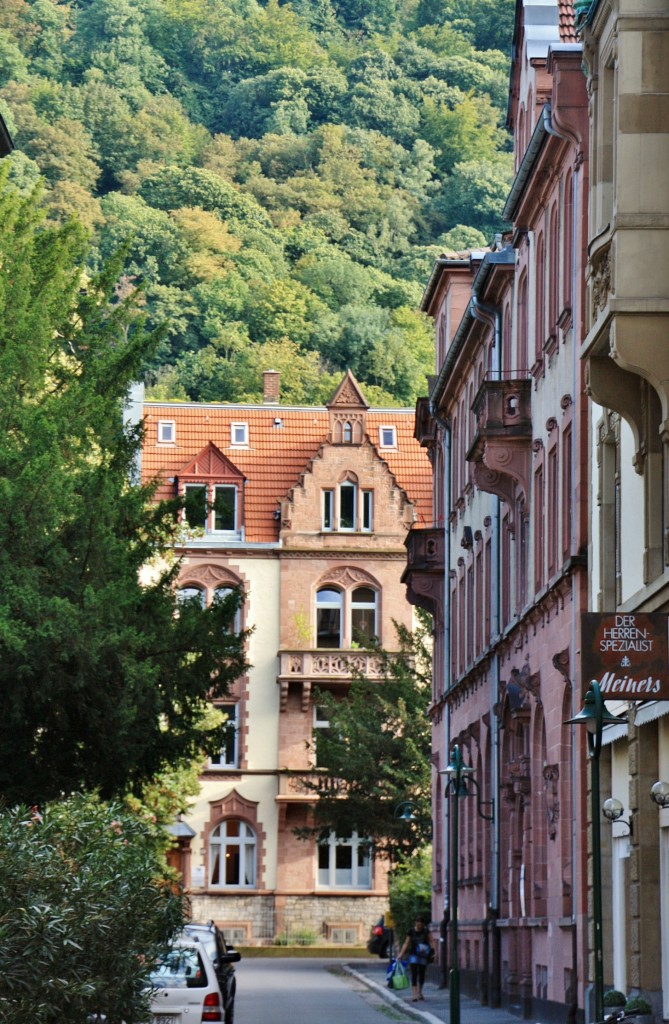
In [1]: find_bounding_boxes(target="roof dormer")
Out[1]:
[327,370,369,445]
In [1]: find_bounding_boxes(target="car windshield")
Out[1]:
[149,947,207,989]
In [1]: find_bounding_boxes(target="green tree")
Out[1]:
[428,153,513,239]
[0,793,185,1024]
[0,177,248,804]
[389,847,433,938]
[299,618,433,858]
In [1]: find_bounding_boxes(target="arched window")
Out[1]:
[176,585,205,606]
[517,272,528,373]
[535,234,545,362]
[343,422,353,443]
[209,819,256,887]
[316,588,343,648]
[213,585,242,632]
[563,171,574,312]
[548,204,559,331]
[351,587,377,645]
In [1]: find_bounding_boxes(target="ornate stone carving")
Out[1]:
[543,763,560,840]
[591,246,611,316]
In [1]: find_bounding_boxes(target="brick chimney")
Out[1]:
[263,370,280,404]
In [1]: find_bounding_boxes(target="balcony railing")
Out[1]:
[276,772,346,800]
[278,649,386,682]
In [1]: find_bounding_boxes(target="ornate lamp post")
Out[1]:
[441,745,494,1024]
[566,681,626,1024]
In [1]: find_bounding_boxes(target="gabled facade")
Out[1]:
[578,0,669,1016]
[404,1,592,1018]
[141,371,432,946]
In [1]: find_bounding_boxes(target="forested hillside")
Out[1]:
[0,0,514,405]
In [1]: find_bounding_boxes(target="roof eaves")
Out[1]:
[503,104,552,222]
[420,256,473,314]
[429,249,510,415]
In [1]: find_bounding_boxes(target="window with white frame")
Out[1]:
[210,703,239,768]
[322,489,334,531]
[212,585,242,632]
[378,425,396,448]
[209,819,256,887]
[312,704,330,767]
[339,481,356,530]
[230,422,248,446]
[183,483,240,536]
[184,484,208,530]
[176,585,206,606]
[316,587,343,648]
[321,481,373,533]
[317,831,371,889]
[315,585,379,649]
[158,420,176,444]
[351,586,377,645]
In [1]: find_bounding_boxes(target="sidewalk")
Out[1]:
[344,959,527,1024]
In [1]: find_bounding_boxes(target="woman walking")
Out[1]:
[398,916,433,1002]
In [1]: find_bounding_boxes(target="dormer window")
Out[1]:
[176,442,245,542]
[158,420,175,444]
[231,422,248,446]
[379,425,396,448]
[183,482,241,538]
[343,422,353,443]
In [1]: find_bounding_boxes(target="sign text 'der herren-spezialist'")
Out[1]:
[581,613,669,700]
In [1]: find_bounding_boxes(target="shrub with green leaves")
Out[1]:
[0,793,185,1024]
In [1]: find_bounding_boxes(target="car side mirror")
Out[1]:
[220,950,241,965]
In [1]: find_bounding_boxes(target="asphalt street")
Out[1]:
[233,956,528,1024]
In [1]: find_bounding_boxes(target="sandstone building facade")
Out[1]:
[140,371,431,945]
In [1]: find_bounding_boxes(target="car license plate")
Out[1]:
[154,1016,177,1024]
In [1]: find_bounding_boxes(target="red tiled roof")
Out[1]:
[558,0,578,42]
[142,402,433,543]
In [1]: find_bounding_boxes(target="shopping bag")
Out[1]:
[391,962,410,991]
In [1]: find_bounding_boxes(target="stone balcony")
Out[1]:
[277,648,387,711]
[276,771,346,803]
[402,524,444,617]
[467,378,532,510]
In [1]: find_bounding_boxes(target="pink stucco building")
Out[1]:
[404,1,592,1017]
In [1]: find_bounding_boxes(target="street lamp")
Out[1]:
[566,681,626,1024]
[441,744,494,1024]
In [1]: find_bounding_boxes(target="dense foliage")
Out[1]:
[389,846,433,938]
[301,617,433,857]
[0,173,248,805]
[0,0,513,406]
[0,794,184,1024]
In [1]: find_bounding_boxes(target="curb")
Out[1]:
[342,964,444,1024]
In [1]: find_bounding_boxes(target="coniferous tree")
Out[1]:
[0,174,248,804]
[300,616,433,858]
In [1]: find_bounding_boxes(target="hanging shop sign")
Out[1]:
[581,612,669,700]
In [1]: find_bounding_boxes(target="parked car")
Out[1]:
[182,922,241,1024]
[148,926,240,1024]
[367,916,392,958]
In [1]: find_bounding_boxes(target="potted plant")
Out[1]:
[604,990,627,1018]
[624,996,653,1024]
